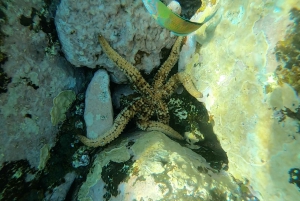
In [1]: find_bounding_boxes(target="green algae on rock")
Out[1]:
[50,90,76,125]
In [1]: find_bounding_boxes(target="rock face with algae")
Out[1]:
[77,131,242,201]
[0,0,82,168]
[181,0,300,200]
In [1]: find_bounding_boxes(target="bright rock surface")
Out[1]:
[84,70,113,139]
[167,1,182,15]
[77,131,242,200]
[180,0,300,200]
[55,0,176,83]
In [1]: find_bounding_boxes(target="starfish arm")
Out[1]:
[137,97,169,125]
[177,71,203,99]
[136,100,154,122]
[155,100,170,124]
[77,98,143,147]
[137,120,184,140]
[160,74,181,98]
[152,36,183,89]
[98,35,154,97]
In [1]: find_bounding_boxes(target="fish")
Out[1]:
[142,0,218,36]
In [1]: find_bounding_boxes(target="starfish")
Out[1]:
[77,35,202,147]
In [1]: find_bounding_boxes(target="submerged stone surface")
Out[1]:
[180,0,300,200]
[0,0,81,168]
[77,131,242,201]
[84,69,113,139]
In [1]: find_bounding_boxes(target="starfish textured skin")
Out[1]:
[77,35,202,147]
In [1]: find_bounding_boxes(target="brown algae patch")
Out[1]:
[275,8,300,94]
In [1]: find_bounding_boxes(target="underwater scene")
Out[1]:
[0,0,299,200]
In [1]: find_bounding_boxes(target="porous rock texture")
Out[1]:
[55,0,176,83]
[84,69,113,139]
[0,0,82,168]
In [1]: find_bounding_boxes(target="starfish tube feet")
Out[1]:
[78,35,199,148]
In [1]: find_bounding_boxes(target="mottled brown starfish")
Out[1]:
[77,35,202,147]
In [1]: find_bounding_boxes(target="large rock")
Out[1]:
[180,0,300,200]
[0,0,80,168]
[55,0,177,83]
[84,70,113,139]
[77,131,243,200]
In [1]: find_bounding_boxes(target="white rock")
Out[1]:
[84,70,113,139]
[167,1,182,15]
[77,131,242,200]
